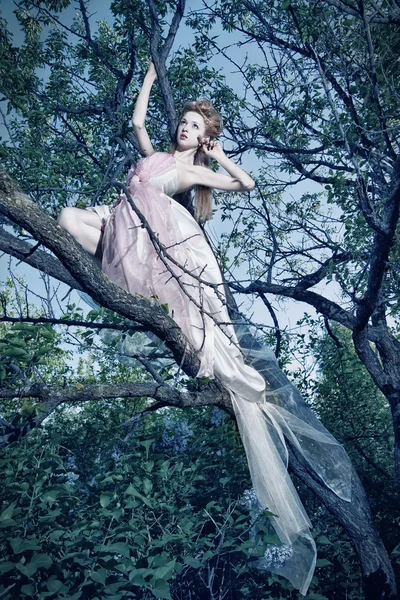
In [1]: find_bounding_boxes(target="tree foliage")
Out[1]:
[187,0,400,483]
[0,365,370,600]
[0,0,400,598]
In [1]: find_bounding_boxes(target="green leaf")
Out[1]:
[143,477,153,494]
[129,572,146,586]
[0,561,16,573]
[183,555,202,568]
[125,485,152,507]
[91,568,107,585]
[15,562,29,577]
[0,501,17,522]
[197,376,211,384]
[86,310,100,321]
[391,542,400,557]
[38,327,55,340]
[140,439,155,452]
[174,562,182,574]
[47,578,68,593]
[2,347,29,358]
[104,542,131,558]
[155,559,176,581]
[100,493,113,508]
[68,592,83,600]
[101,475,115,483]
[152,578,172,599]
[316,559,333,567]
[0,519,17,528]
[10,537,40,554]
[317,535,332,545]
[21,584,35,595]
[49,530,65,541]
[134,534,147,547]
[28,553,53,572]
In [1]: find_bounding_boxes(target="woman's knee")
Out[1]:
[57,207,77,233]
[57,206,102,256]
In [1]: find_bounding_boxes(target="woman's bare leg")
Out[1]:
[57,207,103,266]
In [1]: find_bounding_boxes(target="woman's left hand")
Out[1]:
[198,137,225,160]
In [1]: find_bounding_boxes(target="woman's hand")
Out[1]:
[145,62,157,81]
[198,137,225,161]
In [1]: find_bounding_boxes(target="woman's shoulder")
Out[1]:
[139,151,175,169]
[127,151,176,184]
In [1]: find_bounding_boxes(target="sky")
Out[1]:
[0,0,323,360]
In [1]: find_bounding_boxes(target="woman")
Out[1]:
[58,64,351,596]
[57,63,255,377]
[57,63,253,260]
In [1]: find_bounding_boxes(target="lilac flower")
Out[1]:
[210,407,225,427]
[161,416,193,454]
[261,544,294,569]
[66,472,80,486]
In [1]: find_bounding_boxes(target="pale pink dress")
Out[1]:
[90,152,352,596]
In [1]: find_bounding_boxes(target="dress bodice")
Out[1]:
[128,152,179,198]
[148,167,180,197]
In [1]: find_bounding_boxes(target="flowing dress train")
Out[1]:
[89,152,352,596]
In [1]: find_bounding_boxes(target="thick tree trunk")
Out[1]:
[290,450,397,600]
[352,328,400,490]
[389,395,400,490]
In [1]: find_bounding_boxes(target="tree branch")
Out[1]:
[0,227,82,291]
[147,0,185,137]
[0,380,228,448]
[0,315,148,333]
[324,0,400,25]
[355,156,400,330]
[161,0,186,60]
[78,0,124,80]
[228,278,385,344]
[0,168,212,381]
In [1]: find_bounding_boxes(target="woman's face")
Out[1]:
[177,111,206,150]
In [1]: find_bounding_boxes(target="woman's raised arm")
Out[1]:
[177,138,255,193]
[132,63,157,156]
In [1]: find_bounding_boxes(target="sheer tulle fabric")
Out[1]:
[98,152,352,596]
